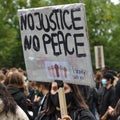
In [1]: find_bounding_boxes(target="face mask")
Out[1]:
[34,90,39,95]
[101,79,107,86]
[65,92,73,106]
[34,90,43,97]
[50,92,73,108]
[50,92,59,107]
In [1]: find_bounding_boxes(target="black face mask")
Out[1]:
[50,92,73,108]
[50,92,59,107]
[65,92,73,106]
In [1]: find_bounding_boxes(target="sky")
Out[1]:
[111,0,119,4]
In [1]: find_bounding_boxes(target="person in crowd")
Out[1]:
[1,67,8,75]
[0,83,29,120]
[101,99,120,120]
[115,73,120,103]
[101,66,110,76]
[26,81,36,112]
[5,67,18,77]
[77,85,90,103]
[35,81,96,120]
[107,70,118,87]
[27,81,42,110]
[4,71,33,120]
[0,71,6,83]
[94,71,103,89]
[108,99,120,120]
[78,84,99,119]
[32,81,50,119]
[99,73,116,120]
[86,86,99,120]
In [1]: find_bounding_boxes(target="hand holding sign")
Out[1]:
[57,115,72,120]
[55,80,68,119]
[18,3,96,120]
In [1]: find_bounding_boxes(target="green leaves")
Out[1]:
[0,0,120,71]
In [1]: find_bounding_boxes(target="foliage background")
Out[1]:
[0,0,120,72]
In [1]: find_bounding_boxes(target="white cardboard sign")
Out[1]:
[18,3,94,86]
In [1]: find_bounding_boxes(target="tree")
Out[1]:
[0,0,49,69]
[0,0,120,71]
[105,3,120,71]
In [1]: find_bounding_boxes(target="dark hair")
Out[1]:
[36,81,50,90]
[45,82,88,115]
[0,83,16,115]
[68,83,88,108]
[103,73,114,84]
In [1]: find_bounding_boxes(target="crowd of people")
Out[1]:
[0,67,120,120]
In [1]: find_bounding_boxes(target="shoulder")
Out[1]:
[16,105,29,120]
[109,86,116,94]
[35,110,55,120]
[7,86,25,97]
[75,109,96,120]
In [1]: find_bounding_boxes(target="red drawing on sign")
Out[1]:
[47,64,68,79]
[54,64,59,78]
[64,67,67,78]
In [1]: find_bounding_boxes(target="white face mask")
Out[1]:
[101,79,107,86]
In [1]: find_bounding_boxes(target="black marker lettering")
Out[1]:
[33,35,40,51]
[20,14,27,30]
[57,31,65,55]
[74,33,86,57]
[54,9,60,29]
[65,33,74,55]
[63,10,72,30]
[51,33,60,56]
[42,14,50,32]
[49,11,56,31]
[24,35,32,50]
[59,9,64,29]
[28,13,34,30]
[34,12,42,30]
[42,34,51,54]
[71,8,82,30]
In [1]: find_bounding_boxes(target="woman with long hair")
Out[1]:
[4,71,32,120]
[0,83,29,120]
[35,81,96,120]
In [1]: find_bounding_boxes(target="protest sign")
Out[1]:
[94,45,105,69]
[18,3,94,86]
